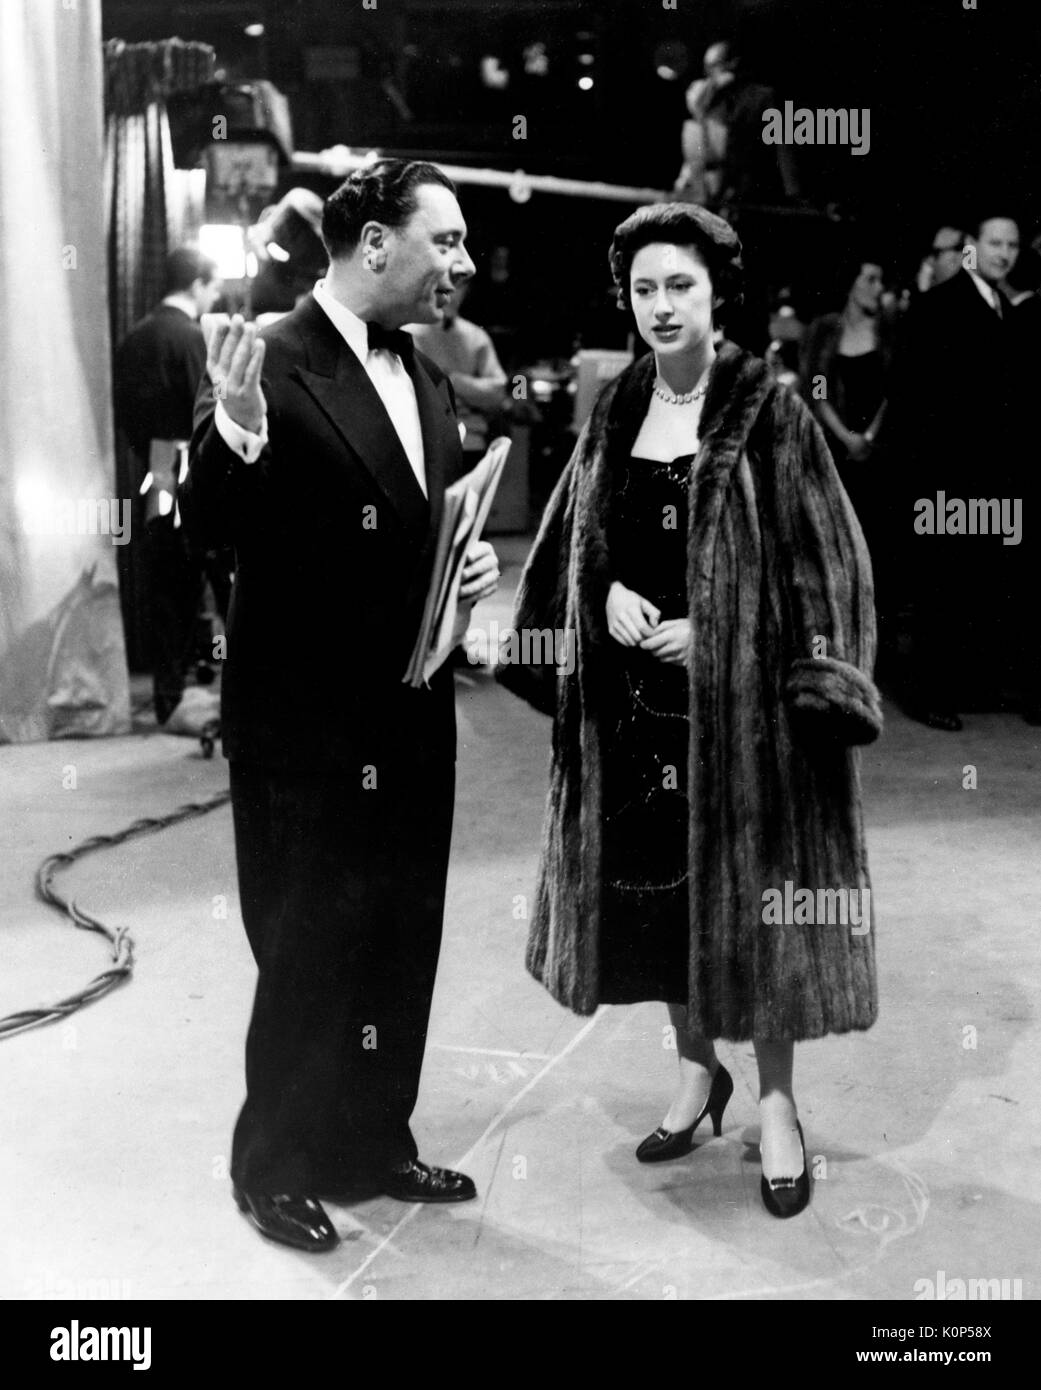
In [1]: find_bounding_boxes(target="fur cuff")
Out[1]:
[785,656,883,745]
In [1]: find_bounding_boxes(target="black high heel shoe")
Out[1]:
[760,1120,811,1218]
[636,1063,734,1163]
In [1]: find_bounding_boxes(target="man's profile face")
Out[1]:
[930,228,964,286]
[380,184,475,326]
[970,218,1020,285]
[194,276,222,315]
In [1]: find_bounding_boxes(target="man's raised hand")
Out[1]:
[205,313,266,433]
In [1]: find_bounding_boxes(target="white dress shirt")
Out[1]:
[966,268,1005,317]
[215,279,427,495]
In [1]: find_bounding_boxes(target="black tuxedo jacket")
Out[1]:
[897,268,1025,495]
[180,294,464,771]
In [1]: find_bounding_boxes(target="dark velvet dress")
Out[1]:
[599,452,694,1004]
[832,350,885,519]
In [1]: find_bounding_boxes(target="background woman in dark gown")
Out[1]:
[800,256,895,622]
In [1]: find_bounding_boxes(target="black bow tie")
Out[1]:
[366,322,414,359]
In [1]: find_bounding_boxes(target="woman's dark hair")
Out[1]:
[609,202,744,318]
[835,248,888,304]
[321,158,457,258]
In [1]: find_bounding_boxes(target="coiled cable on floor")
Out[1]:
[0,790,231,1041]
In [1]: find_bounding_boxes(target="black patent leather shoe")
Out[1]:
[760,1120,811,1219]
[233,1184,339,1252]
[636,1063,734,1163]
[381,1159,477,1203]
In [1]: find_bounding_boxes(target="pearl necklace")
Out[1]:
[653,376,708,405]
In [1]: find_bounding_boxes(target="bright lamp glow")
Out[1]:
[578,76,594,91]
[199,224,247,279]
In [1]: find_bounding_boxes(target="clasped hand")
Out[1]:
[606,581,691,666]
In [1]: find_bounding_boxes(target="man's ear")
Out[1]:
[360,221,386,252]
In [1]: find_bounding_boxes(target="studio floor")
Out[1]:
[1,540,1039,1302]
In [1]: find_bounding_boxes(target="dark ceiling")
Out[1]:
[101,0,1041,241]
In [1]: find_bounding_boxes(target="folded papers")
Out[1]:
[403,436,511,688]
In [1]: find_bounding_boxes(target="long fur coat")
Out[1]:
[497,342,883,1041]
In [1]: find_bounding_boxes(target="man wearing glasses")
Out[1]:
[917,225,966,293]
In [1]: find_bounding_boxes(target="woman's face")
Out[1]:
[629,241,716,357]
[850,262,884,315]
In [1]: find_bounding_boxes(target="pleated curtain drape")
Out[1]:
[103,38,215,347]
[102,38,214,668]
[0,1,131,741]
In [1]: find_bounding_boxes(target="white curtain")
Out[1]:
[0,0,130,741]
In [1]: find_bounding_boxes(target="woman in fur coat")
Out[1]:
[497,203,882,1218]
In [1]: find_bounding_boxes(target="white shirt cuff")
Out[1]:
[215,399,268,463]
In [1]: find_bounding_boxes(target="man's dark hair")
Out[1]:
[967,210,1020,240]
[164,246,217,294]
[609,201,744,319]
[321,158,457,259]
[929,223,965,252]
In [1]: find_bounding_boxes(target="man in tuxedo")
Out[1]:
[898,212,1033,728]
[181,160,499,1252]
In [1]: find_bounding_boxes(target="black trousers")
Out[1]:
[228,753,456,1192]
[908,540,1040,712]
[146,517,231,723]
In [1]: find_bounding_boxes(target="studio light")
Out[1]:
[199,224,248,279]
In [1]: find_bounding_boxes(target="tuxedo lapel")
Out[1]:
[291,299,430,537]
[410,350,460,549]
[955,269,1006,336]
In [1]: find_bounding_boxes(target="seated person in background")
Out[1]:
[673,77,726,206]
[410,280,507,459]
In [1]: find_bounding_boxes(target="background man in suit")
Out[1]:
[914,225,966,295]
[409,280,508,459]
[181,160,499,1253]
[113,246,227,725]
[897,211,1033,729]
